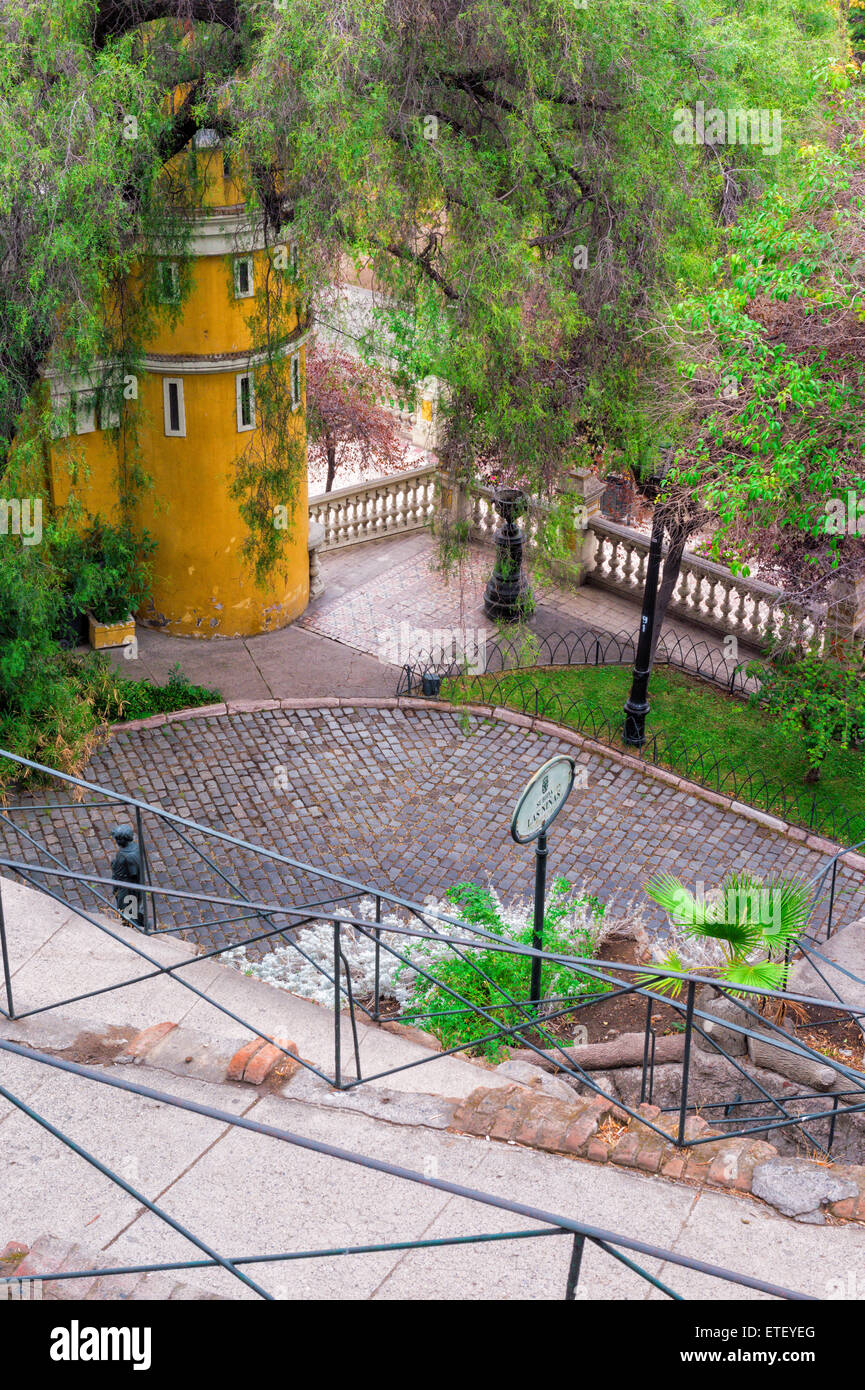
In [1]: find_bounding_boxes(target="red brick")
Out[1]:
[636,1146,664,1173]
[830,1198,857,1220]
[611,1132,641,1167]
[456,1111,491,1137]
[682,1115,712,1143]
[227,1036,268,1081]
[661,1156,687,1180]
[585,1138,609,1163]
[490,1110,521,1141]
[707,1149,746,1187]
[120,1021,176,1061]
[514,1117,542,1146]
[243,1038,298,1086]
[684,1155,712,1183]
[537,1117,567,1151]
[637,1102,662,1122]
[0,1241,28,1264]
[561,1116,599,1155]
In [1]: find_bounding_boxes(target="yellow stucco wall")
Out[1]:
[142,248,300,358]
[47,197,310,638]
[134,362,308,637]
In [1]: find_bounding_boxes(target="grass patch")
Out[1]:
[72,655,221,724]
[0,655,222,794]
[443,664,865,841]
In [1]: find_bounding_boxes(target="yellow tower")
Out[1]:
[44,131,310,639]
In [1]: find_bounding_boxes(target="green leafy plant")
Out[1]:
[642,871,811,997]
[79,519,155,625]
[749,649,865,782]
[0,538,103,789]
[395,879,608,1059]
[44,518,101,646]
[71,656,220,724]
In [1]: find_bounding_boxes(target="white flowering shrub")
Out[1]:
[221,880,648,1058]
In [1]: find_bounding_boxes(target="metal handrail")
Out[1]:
[2,746,865,1157]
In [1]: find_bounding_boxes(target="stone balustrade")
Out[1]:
[463,484,810,650]
[309,462,438,550]
[585,515,812,648]
[308,466,814,651]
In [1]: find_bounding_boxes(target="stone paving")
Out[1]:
[299,533,751,671]
[107,531,753,704]
[2,705,862,953]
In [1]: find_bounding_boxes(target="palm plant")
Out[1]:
[642,871,811,999]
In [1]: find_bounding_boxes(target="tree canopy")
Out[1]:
[1,0,843,511]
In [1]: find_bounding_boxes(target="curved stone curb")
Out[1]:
[109,697,865,874]
[449,1083,865,1226]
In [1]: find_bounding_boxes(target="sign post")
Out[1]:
[510,755,576,1011]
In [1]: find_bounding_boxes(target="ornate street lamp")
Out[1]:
[484,487,533,621]
[623,445,674,747]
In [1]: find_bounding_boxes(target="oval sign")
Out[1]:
[510,755,575,845]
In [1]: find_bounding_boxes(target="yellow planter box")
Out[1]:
[88,613,135,651]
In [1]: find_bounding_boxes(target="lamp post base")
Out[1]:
[623,697,649,747]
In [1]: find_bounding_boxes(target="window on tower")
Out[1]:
[158,261,180,304]
[74,392,96,435]
[234,256,254,299]
[290,352,301,410]
[236,372,255,431]
[163,378,186,437]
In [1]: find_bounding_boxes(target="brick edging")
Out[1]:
[114,1021,302,1088]
[449,1083,865,1224]
[109,698,865,873]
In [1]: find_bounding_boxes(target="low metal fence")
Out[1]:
[397,625,764,697]
[2,749,865,1165]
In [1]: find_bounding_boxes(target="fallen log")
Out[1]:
[510,1030,686,1072]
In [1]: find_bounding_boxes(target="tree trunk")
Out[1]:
[324,441,337,494]
[649,516,687,664]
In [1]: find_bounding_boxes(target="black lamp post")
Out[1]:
[623,445,674,747]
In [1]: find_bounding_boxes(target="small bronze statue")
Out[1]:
[110,824,145,929]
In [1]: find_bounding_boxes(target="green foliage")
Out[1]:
[230,0,843,509]
[46,516,155,627]
[643,871,812,996]
[71,656,220,724]
[750,647,865,778]
[395,878,607,1059]
[0,0,849,587]
[0,534,102,786]
[667,70,865,580]
[442,663,865,840]
[80,518,155,624]
[0,524,213,791]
